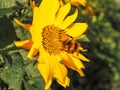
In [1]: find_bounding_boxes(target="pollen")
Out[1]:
[42,25,63,55]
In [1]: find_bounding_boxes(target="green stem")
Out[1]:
[0,44,20,54]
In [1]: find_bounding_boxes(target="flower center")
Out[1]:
[42,25,63,55]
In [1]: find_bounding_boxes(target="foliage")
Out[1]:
[0,0,120,90]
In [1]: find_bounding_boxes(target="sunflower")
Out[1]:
[14,0,89,89]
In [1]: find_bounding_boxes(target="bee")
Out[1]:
[59,30,81,53]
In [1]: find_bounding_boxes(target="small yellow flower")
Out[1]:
[70,0,95,14]
[62,0,87,6]
[14,0,89,89]
[70,0,87,6]
[62,0,95,14]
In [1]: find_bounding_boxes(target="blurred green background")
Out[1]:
[0,0,120,90]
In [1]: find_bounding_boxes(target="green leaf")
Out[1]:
[0,8,14,16]
[24,61,45,90]
[0,52,25,90]
[0,0,28,16]
[0,0,28,9]
[23,76,44,90]
[25,61,40,78]
[23,80,39,90]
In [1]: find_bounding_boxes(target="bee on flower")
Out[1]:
[14,0,89,90]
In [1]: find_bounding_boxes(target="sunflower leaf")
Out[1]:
[0,52,25,90]
[22,76,44,90]
[24,61,45,90]
[0,0,28,9]
[0,0,28,16]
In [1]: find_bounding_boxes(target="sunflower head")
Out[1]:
[14,0,89,89]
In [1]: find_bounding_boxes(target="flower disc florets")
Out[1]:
[42,25,63,55]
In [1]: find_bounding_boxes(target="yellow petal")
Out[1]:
[30,0,35,10]
[30,25,42,42]
[56,76,70,88]
[14,18,31,31]
[55,3,71,26]
[71,56,85,69]
[55,54,62,62]
[61,53,85,76]
[65,77,70,87]
[65,23,88,37]
[79,46,88,52]
[54,63,68,84]
[14,39,32,50]
[45,79,52,90]
[38,47,49,64]
[74,52,90,62]
[70,56,85,76]
[37,62,50,85]
[38,55,56,90]
[37,53,51,81]
[27,42,40,59]
[76,69,85,76]
[59,0,65,6]
[61,52,76,69]
[59,9,78,29]
[32,7,41,26]
[35,0,59,27]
